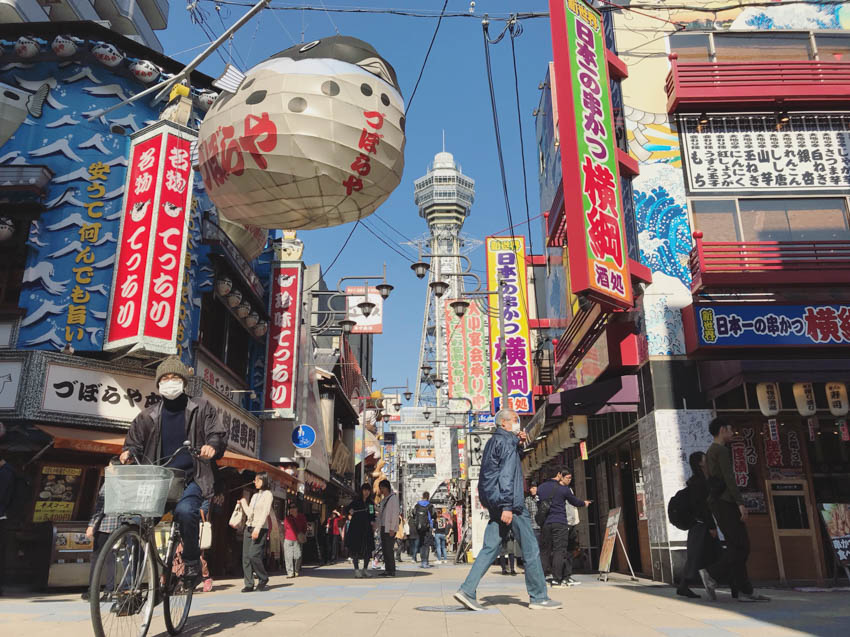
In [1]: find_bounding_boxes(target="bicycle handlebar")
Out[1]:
[119,441,203,467]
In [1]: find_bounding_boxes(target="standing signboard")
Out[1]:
[818,503,850,581]
[445,299,491,412]
[597,507,621,579]
[485,236,535,415]
[264,263,303,418]
[104,120,196,354]
[548,0,633,309]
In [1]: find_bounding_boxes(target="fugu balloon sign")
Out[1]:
[197,35,406,230]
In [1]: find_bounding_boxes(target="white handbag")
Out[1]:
[199,509,213,550]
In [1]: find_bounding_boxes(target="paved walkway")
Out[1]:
[1,562,848,637]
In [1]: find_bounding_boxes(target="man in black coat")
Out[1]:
[121,356,226,587]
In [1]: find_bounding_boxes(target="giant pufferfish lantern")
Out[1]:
[197,35,406,230]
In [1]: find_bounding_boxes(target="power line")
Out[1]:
[201,1,549,20]
[405,0,449,114]
[371,211,418,246]
[304,219,360,291]
[360,219,418,263]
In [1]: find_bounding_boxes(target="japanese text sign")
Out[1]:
[485,236,534,415]
[819,503,850,567]
[264,263,302,417]
[345,286,383,334]
[549,0,632,309]
[695,304,850,348]
[445,298,491,412]
[105,121,196,354]
[681,116,850,192]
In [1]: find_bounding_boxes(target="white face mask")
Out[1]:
[511,419,521,434]
[158,379,184,400]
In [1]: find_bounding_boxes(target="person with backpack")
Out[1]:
[413,492,435,568]
[536,466,590,588]
[673,451,722,598]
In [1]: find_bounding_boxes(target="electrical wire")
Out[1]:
[371,212,418,245]
[360,219,418,263]
[201,1,549,20]
[303,219,360,291]
[405,0,449,114]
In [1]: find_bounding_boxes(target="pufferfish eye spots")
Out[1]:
[321,80,340,96]
[400,116,406,133]
[288,97,307,113]
[241,78,255,91]
[246,90,266,105]
[360,83,373,97]
[381,93,390,107]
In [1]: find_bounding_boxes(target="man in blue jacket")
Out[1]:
[454,410,562,611]
[538,466,591,587]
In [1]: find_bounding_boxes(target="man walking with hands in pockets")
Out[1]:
[454,409,562,611]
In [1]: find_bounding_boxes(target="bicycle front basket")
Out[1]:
[104,465,183,517]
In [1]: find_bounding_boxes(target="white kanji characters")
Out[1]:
[152,272,175,298]
[126,252,142,272]
[128,226,147,250]
[116,301,135,328]
[270,385,288,405]
[134,172,153,195]
[158,227,180,250]
[137,147,157,172]
[164,169,187,194]
[120,274,139,299]
[158,252,178,271]
[149,299,171,328]
[271,364,290,382]
[168,147,190,171]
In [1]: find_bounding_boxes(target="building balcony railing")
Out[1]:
[665,56,850,112]
[689,231,850,293]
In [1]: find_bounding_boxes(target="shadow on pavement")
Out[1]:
[152,608,275,637]
[608,580,850,637]
[479,594,527,608]
[302,568,431,580]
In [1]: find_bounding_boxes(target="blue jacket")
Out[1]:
[478,427,525,514]
[536,479,586,526]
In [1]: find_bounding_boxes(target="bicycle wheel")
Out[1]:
[90,524,157,637]
[162,544,193,635]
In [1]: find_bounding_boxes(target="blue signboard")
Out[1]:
[468,412,496,428]
[695,304,850,347]
[292,424,317,449]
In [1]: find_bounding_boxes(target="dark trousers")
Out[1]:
[174,481,203,562]
[710,500,753,596]
[242,527,268,587]
[679,521,720,589]
[332,535,341,562]
[381,530,396,575]
[544,522,571,581]
[89,531,116,591]
[0,518,6,594]
[417,529,431,564]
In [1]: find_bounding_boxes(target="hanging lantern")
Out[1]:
[226,288,242,308]
[253,320,268,337]
[52,35,78,57]
[15,36,40,58]
[0,217,15,243]
[197,90,218,112]
[215,276,233,297]
[235,301,251,319]
[756,382,780,416]
[244,311,260,328]
[197,35,406,230]
[130,59,161,84]
[92,42,124,67]
[792,382,817,417]
[826,382,849,417]
[564,416,588,443]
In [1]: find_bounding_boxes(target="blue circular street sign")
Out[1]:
[292,424,317,449]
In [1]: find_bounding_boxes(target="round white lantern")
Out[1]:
[0,218,15,243]
[244,311,260,328]
[197,35,405,230]
[253,320,268,337]
[235,302,251,319]
[52,35,78,57]
[215,276,233,297]
[226,289,242,308]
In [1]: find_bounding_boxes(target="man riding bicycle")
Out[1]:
[120,356,226,588]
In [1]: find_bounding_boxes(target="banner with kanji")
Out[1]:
[485,236,535,415]
[549,0,632,309]
[445,298,491,412]
[264,263,303,417]
[104,121,195,354]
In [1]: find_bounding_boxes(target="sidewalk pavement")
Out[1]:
[1,561,848,637]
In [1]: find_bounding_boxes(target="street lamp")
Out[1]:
[411,260,430,279]
[376,282,394,299]
[403,390,413,401]
[421,363,433,376]
[423,410,431,420]
[338,318,356,334]
[429,280,449,298]
[357,299,376,317]
[449,299,470,318]
[433,376,444,389]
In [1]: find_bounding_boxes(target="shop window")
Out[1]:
[669,32,711,62]
[692,199,740,242]
[713,32,813,62]
[815,33,850,61]
[771,491,810,530]
[198,293,252,380]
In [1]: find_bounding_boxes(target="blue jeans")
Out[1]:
[435,534,447,560]
[459,508,549,604]
[174,481,203,562]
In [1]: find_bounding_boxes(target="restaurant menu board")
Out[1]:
[33,465,83,522]
[597,507,622,575]
[819,503,850,567]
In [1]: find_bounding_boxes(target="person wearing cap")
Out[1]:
[120,356,226,588]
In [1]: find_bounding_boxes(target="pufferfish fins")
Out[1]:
[26,83,50,118]
[213,64,247,95]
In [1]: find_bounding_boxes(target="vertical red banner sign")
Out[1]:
[105,121,196,354]
[264,264,303,417]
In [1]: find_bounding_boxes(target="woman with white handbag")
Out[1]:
[237,473,273,592]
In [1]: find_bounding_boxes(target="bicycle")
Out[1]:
[89,443,201,637]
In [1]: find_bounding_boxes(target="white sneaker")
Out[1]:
[699,569,717,601]
[529,599,563,610]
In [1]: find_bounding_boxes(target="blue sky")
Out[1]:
[161,1,554,397]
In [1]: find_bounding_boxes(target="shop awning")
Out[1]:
[35,425,297,489]
[549,375,639,417]
[698,359,850,400]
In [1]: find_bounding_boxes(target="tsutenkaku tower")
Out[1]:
[412,150,475,408]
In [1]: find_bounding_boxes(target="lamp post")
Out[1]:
[355,383,412,488]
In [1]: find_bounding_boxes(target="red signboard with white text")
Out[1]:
[264,264,303,417]
[104,121,196,354]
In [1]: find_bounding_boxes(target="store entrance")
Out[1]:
[618,444,643,575]
[765,479,824,584]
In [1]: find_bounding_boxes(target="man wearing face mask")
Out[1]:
[120,356,226,588]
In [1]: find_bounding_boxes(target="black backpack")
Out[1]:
[667,487,695,531]
[414,504,430,532]
[535,497,552,527]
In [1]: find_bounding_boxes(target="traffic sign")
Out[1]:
[292,424,317,449]
[295,448,312,458]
